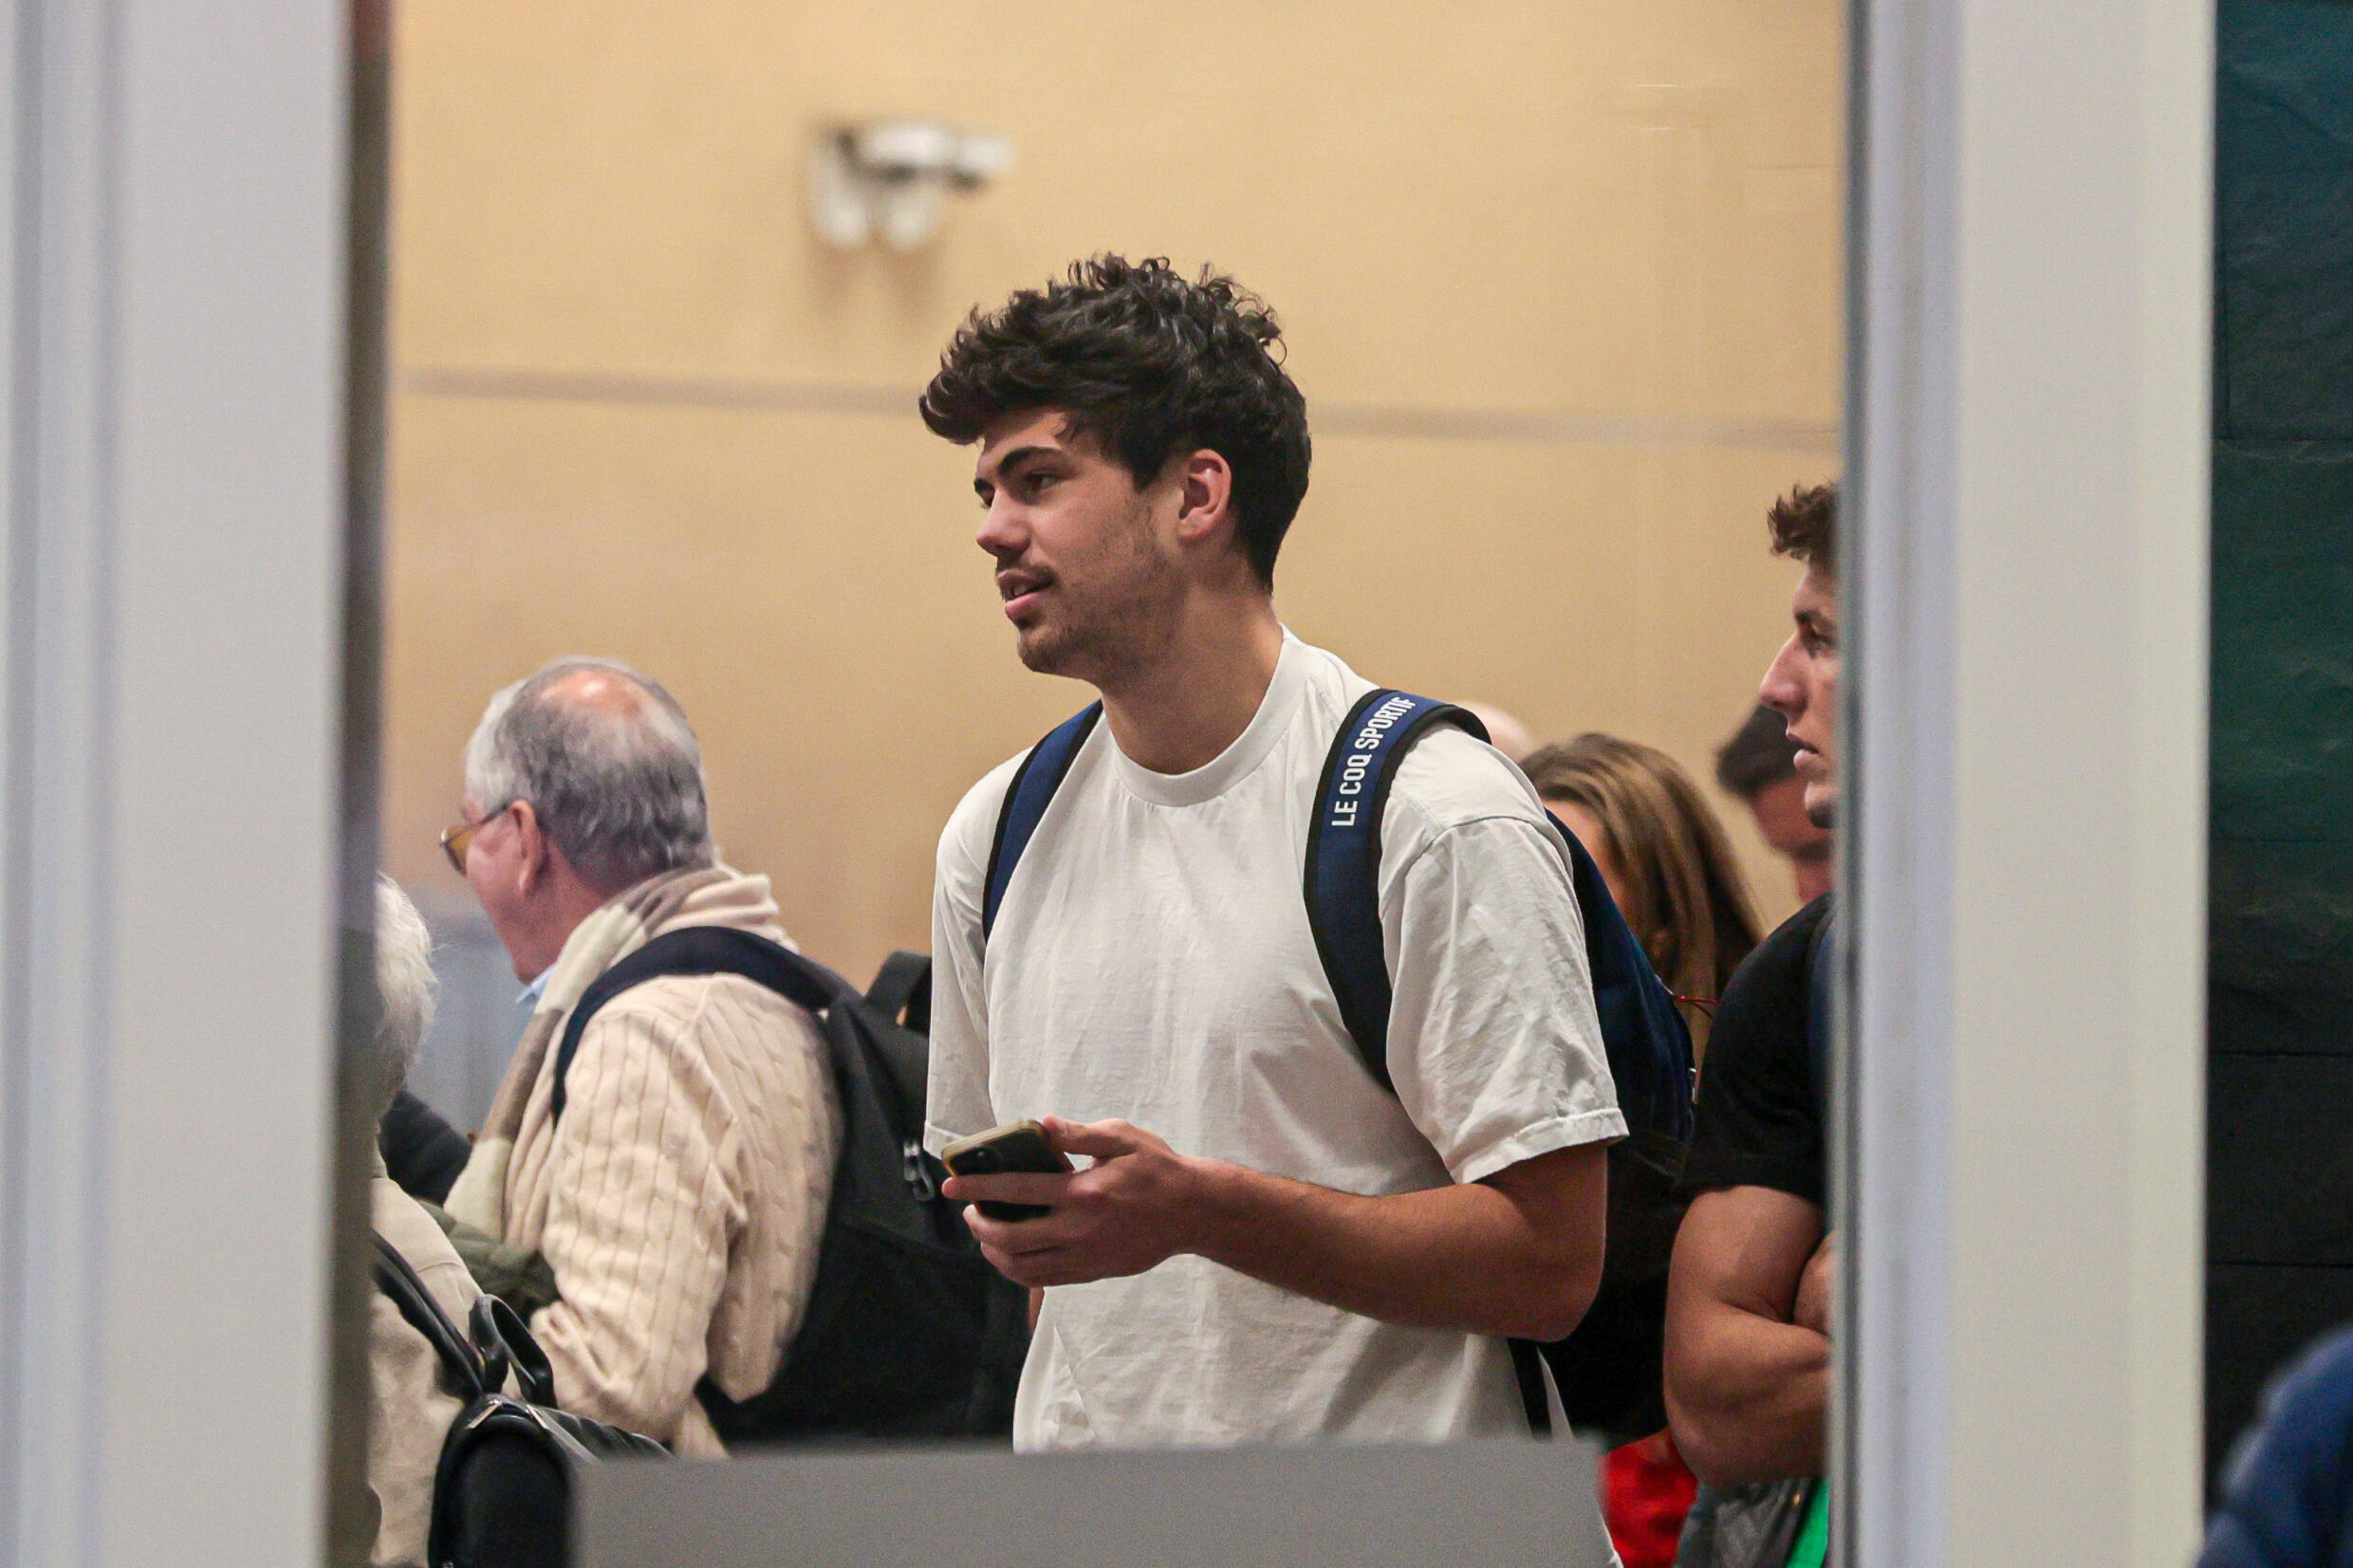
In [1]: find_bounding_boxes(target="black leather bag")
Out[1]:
[373,1233,666,1568]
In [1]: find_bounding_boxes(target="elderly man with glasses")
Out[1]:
[428,655,841,1457]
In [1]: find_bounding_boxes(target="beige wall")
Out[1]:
[382,0,1843,977]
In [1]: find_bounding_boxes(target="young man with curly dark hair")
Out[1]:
[918,256,1624,1460]
[1663,482,1840,1566]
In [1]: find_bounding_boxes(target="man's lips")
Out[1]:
[997,571,1052,620]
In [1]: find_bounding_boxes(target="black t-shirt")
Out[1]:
[1677,894,1834,1209]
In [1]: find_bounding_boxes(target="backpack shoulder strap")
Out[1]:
[983,704,1102,940]
[1304,690,1490,1092]
[373,1230,489,1397]
[548,926,843,1124]
[864,950,933,1032]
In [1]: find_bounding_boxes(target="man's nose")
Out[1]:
[1760,636,1805,715]
[975,496,1026,559]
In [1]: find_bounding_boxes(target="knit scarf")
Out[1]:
[443,863,762,1241]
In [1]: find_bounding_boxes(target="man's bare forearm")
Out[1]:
[1663,1186,1828,1485]
[953,1122,1605,1340]
[1183,1147,1602,1341]
[1665,1303,1826,1483]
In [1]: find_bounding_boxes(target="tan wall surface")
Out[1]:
[382,0,1843,976]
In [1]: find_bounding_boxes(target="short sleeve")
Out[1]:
[923,763,1015,1155]
[1381,813,1626,1184]
[1679,896,1832,1207]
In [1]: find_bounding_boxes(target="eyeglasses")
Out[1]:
[438,803,510,876]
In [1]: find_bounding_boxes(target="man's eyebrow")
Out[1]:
[976,443,1060,487]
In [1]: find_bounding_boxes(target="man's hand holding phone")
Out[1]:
[940,1116,1209,1289]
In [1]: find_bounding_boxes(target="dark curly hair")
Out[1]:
[919,255,1312,584]
[1768,481,1837,570]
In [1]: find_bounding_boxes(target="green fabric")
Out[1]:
[1786,1482,1830,1568]
[418,1198,563,1319]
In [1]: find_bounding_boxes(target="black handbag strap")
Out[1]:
[472,1294,557,1407]
[1510,1338,1553,1436]
[373,1230,489,1398]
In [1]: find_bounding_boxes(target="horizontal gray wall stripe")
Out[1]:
[398,363,1842,456]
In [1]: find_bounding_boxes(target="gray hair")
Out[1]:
[365,873,436,1122]
[462,655,714,893]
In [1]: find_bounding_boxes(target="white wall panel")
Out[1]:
[0,2,348,1564]
[1845,0,2212,1560]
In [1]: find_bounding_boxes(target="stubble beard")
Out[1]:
[1012,501,1182,694]
[1015,591,1176,692]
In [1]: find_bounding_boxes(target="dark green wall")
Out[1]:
[2209,0,2353,1480]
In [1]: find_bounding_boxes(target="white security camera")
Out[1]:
[849,121,959,182]
[809,120,1013,252]
[946,133,1013,192]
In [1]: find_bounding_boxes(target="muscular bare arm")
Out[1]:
[948,1116,1607,1342]
[1663,1185,1827,1485]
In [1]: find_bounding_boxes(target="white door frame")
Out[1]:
[0,1,351,1564]
[1843,0,2212,1561]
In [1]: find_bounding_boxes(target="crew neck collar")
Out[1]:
[1109,631,1307,807]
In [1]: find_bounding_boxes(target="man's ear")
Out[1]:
[1170,449,1237,553]
[510,800,549,895]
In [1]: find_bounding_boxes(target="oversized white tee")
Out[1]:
[926,633,1625,1451]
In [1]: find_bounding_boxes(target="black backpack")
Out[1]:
[372,1232,665,1568]
[988,690,1697,1446]
[548,929,1028,1444]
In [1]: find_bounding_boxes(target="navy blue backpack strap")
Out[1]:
[1305,690,1490,1091]
[548,926,841,1125]
[982,703,1102,939]
[1304,689,1695,1143]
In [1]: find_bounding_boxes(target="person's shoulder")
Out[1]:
[369,1176,481,1314]
[1288,649,1552,857]
[2244,1323,2353,1467]
[947,706,1116,886]
[1385,719,1551,847]
[2208,1323,2353,1565]
[1700,895,1834,1079]
[950,749,1031,842]
[1732,893,1836,985]
[584,946,821,1046]
[1282,648,1536,824]
[1699,896,1829,1053]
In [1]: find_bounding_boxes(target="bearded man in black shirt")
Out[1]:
[1665,484,1840,1499]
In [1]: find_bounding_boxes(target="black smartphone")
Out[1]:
[938,1119,1072,1221]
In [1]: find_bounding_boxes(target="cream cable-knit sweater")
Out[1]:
[495,873,841,1456]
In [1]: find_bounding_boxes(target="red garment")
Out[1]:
[1602,1431,1699,1568]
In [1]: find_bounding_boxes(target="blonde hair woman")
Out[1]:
[1522,733,1761,1059]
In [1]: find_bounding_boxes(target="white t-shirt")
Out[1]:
[926,633,1625,1451]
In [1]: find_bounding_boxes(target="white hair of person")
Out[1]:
[461,655,715,893]
[367,872,437,1122]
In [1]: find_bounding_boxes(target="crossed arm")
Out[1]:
[1662,1185,1829,1485]
[944,1116,1608,1343]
